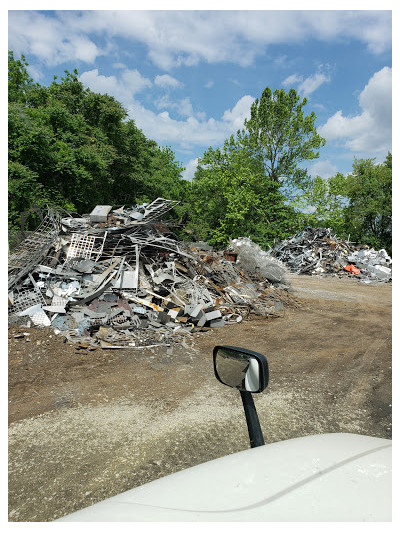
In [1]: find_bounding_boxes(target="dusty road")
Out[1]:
[8,274,392,522]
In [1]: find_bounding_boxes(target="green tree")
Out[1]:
[293,172,348,236]
[8,51,36,103]
[241,87,325,195]
[8,52,188,235]
[188,85,326,248]
[293,154,392,253]
[189,137,302,247]
[344,154,392,253]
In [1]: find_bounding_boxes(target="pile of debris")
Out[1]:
[346,248,392,283]
[8,199,294,349]
[270,227,392,282]
[228,237,290,285]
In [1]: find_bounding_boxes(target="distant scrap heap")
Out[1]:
[270,227,392,283]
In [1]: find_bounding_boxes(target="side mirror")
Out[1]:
[213,345,269,393]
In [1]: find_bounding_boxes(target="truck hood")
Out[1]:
[57,433,391,522]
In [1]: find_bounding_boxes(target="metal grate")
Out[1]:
[66,232,107,261]
[8,207,60,291]
[8,287,46,315]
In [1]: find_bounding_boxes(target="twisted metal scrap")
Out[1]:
[8,207,60,291]
[271,227,351,275]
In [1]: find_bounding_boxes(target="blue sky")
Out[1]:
[8,6,392,181]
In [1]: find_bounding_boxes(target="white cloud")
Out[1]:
[274,55,288,66]
[8,11,391,69]
[122,69,152,93]
[26,64,43,82]
[154,95,170,111]
[229,79,241,86]
[283,68,331,97]
[8,11,101,66]
[78,64,255,152]
[78,66,255,151]
[154,74,183,89]
[155,95,206,120]
[359,66,392,126]
[318,67,392,154]
[79,69,120,95]
[123,94,254,151]
[79,68,152,103]
[282,74,302,87]
[177,98,205,120]
[182,158,199,181]
[298,72,331,97]
[126,102,227,148]
[308,160,338,179]
[222,95,254,131]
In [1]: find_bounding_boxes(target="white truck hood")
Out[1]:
[57,433,391,522]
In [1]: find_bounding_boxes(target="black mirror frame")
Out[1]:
[213,345,269,393]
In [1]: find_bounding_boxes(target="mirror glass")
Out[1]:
[214,347,261,392]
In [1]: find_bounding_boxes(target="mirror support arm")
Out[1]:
[240,391,265,448]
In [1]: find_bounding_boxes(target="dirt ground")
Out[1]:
[8,274,392,522]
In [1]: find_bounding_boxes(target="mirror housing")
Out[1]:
[213,345,269,393]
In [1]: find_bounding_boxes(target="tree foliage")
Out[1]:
[292,171,349,237]
[188,85,325,248]
[241,87,326,193]
[296,154,392,253]
[8,54,391,254]
[8,51,37,103]
[344,155,392,253]
[189,136,303,247]
[8,52,186,233]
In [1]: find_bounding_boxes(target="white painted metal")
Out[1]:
[57,433,391,522]
[89,205,113,223]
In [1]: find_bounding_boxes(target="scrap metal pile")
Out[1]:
[270,227,392,282]
[8,199,293,349]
